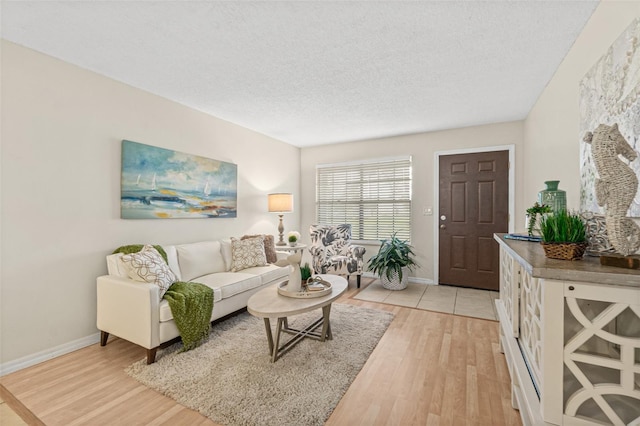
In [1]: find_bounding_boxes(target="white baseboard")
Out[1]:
[409,277,435,285]
[361,272,434,285]
[0,332,100,376]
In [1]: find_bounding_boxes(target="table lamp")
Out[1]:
[268,193,293,246]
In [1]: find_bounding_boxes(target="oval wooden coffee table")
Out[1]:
[247,274,348,362]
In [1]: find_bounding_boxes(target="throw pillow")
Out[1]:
[230,236,267,272]
[176,241,225,282]
[121,245,177,299]
[241,234,277,263]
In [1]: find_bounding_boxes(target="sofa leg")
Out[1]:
[146,347,158,364]
[357,275,361,288]
[100,331,109,346]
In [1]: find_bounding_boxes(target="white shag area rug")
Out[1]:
[126,303,394,426]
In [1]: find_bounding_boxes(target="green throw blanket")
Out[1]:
[112,244,213,351]
[113,244,168,262]
[164,281,214,352]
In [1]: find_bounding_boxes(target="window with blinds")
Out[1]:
[316,156,412,242]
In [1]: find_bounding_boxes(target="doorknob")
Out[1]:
[440,224,446,229]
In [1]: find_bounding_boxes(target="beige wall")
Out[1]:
[524,1,640,209]
[300,121,524,282]
[0,41,300,366]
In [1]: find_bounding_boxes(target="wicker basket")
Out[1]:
[380,267,409,290]
[540,242,587,260]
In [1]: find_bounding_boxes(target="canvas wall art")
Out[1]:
[580,18,640,216]
[121,140,237,219]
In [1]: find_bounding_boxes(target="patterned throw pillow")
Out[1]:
[121,245,177,299]
[241,234,277,263]
[230,237,268,272]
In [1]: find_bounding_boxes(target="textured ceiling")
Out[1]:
[1,1,599,147]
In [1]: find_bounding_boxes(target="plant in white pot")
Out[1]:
[367,233,418,290]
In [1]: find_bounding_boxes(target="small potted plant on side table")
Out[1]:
[287,231,300,247]
[539,210,588,260]
[367,233,419,290]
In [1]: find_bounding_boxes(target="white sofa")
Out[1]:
[97,239,288,363]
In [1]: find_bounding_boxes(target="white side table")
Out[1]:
[275,243,307,255]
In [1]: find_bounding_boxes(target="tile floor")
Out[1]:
[354,281,500,321]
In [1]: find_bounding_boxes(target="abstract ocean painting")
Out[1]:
[121,140,237,219]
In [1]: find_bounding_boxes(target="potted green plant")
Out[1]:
[367,233,419,290]
[300,262,312,282]
[526,202,552,236]
[539,209,587,260]
[287,231,300,246]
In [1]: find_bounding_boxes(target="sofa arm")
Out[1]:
[96,275,161,349]
[271,251,291,267]
[308,245,328,274]
[275,251,290,262]
[308,245,325,258]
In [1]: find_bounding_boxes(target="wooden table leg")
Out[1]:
[321,304,332,341]
[272,317,285,362]
[263,318,274,355]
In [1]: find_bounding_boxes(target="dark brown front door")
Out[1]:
[438,151,509,290]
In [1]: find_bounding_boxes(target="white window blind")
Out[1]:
[316,156,412,241]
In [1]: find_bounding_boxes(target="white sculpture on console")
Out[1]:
[286,252,302,292]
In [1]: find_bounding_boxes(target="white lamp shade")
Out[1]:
[268,193,293,213]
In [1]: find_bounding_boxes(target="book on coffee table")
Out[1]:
[307,283,326,291]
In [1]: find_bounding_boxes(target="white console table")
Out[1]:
[494,234,640,426]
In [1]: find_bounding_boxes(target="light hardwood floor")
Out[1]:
[0,282,521,425]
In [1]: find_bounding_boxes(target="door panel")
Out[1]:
[438,151,509,290]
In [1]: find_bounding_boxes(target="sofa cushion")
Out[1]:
[202,272,263,300]
[241,264,289,285]
[176,241,225,282]
[230,237,267,272]
[106,253,128,277]
[241,234,277,263]
[162,245,182,281]
[220,239,233,271]
[121,245,176,299]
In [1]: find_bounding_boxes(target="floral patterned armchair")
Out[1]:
[309,224,366,288]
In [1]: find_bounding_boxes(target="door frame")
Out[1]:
[433,145,515,286]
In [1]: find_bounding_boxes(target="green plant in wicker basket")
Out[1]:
[367,233,419,283]
[300,262,312,281]
[539,209,587,243]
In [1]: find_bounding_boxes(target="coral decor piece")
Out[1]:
[581,212,615,255]
[583,123,640,255]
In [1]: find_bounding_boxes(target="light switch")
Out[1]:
[423,206,433,216]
